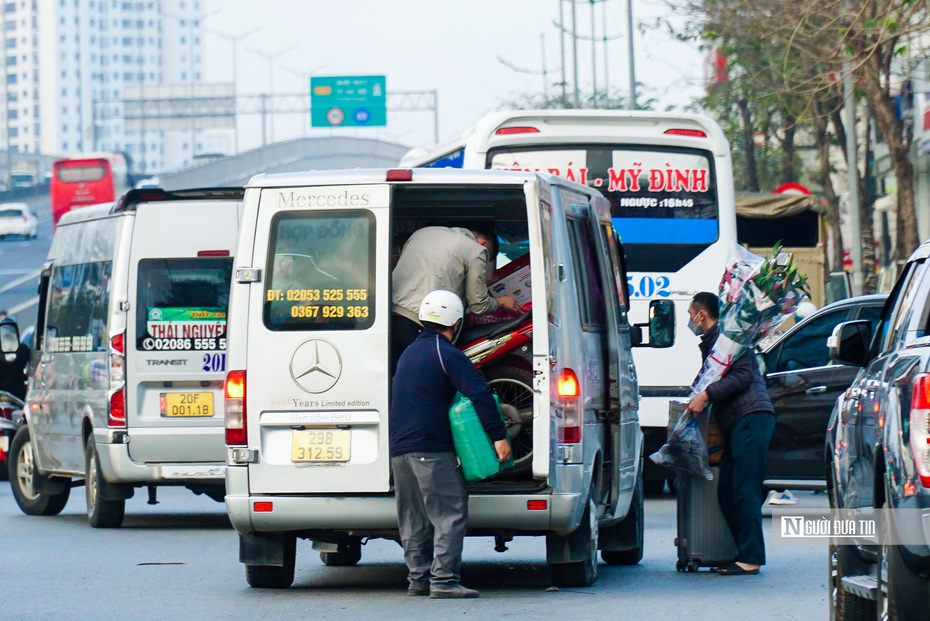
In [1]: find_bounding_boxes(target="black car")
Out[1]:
[758,293,887,489]
[826,245,930,619]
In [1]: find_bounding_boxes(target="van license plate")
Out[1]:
[291,429,350,463]
[160,392,214,417]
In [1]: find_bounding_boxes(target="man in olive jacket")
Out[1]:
[686,291,775,576]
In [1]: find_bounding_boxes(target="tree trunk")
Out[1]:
[813,108,844,273]
[737,99,760,192]
[780,114,796,185]
[860,63,919,261]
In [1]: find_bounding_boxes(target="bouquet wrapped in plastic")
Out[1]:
[690,243,809,396]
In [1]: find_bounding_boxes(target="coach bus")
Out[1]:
[51,152,129,225]
[400,110,738,491]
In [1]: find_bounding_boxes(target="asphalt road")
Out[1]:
[1,484,830,621]
[0,193,53,331]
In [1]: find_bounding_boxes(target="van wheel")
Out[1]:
[483,365,533,475]
[85,436,125,528]
[548,496,599,588]
[601,467,644,565]
[320,539,362,566]
[8,426,70,516]
[246,536,296,588]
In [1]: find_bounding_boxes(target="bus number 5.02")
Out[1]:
[626,275,671,299]
[202,353,227,373]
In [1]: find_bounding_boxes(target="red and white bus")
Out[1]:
[50,153,129,225]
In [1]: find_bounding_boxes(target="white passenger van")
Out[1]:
[7,188,243,528]
[401,110,737,493]
[224,168,673,588]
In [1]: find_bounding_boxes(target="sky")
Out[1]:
[201,0,705,153]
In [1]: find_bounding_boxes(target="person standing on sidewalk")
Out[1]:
[390,289,511,598]
[685,291,775,576]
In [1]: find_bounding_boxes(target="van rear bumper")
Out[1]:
[226,491,582,536]
[95,438,225,485]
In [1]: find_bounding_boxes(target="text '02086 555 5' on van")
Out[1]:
[223,167,675,589]
[7,187,243,528]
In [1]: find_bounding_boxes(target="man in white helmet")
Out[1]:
[390,289,512,599]
[391,225,524,372]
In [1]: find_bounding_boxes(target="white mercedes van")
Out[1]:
[224,169,673,588]
[8,188,243,528]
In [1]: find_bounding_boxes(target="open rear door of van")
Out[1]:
[246,184,391,494]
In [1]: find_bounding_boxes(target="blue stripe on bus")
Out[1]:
[613,217,718,244]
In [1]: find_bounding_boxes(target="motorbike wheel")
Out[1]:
[8,426,70,516]
[483,365,534,476]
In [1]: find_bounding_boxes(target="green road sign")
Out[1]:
[310,75,386,128]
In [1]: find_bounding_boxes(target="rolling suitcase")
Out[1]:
[675,466,739,572]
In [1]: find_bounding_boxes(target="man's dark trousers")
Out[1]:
[717,412,775,566]
[392,452,468,587]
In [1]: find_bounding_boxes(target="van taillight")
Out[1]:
[664,128,707,138]
[556,369,581,444]
[909,374,930,487]
[225,370,247,446]
[108,332,126,428]
[495,126,540,135]
[386,169,413,182]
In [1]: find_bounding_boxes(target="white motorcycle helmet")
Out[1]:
[418,290,464,327]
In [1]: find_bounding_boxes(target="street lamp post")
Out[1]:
[205,26,261,154]
[283,64,328,137]
[247,45,297,146]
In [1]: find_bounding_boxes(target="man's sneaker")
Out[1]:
[767,490,799,506]
[429,584,480,599]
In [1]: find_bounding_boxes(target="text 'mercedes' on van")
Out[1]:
[224,168,673,588]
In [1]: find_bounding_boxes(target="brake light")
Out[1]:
[225,370,247,446]
[386,169,413,182]
[664,128,707,138]
[197,250,230,257]
[108,332,126,428]
[495,126,540,135]
[556,369,581,444]
[910,374,930,487]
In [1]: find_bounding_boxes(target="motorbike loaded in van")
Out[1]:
[7,188,243,528]
[224,168,674,589]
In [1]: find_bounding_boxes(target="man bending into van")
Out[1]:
[390,289,511,599]
[391,225,523,372]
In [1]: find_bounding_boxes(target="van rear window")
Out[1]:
[264,211,376,331]
[136,258,233,351]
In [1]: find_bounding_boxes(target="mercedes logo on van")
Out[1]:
[290,339,343,393]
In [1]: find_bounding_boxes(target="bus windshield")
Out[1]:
[489,145,718,272]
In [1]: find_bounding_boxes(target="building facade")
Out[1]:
[2,0,206,174]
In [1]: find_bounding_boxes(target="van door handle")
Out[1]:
[805,386,827,395]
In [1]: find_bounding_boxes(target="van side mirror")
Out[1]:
[0,320,20,355]
[827,320,871,367]
[632,300,675,348]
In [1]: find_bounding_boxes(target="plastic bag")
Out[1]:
[449,393,514,483]
[649,402,713,480]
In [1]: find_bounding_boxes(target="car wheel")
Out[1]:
[320,539,362,566]
[8,426,71,516]
[548,495,598,587]
[829,541,876,621]
[246,535,296,588]
[878,514,930,621]
[601,466,644,565]
[85,436,125,528]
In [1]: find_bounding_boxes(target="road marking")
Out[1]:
[6,295,38,315]
[0,269,40,294]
